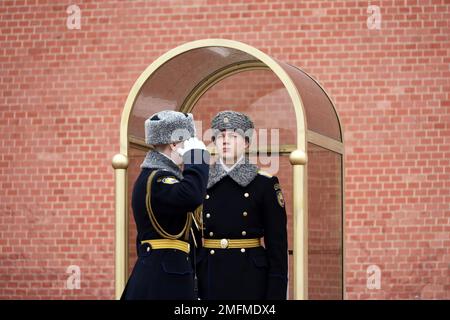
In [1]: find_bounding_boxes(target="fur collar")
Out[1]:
[207,157,258,189]
[140,150,183,180]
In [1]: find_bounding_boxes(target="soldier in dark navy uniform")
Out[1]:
[196,111,288,300]
[121,110,209,300]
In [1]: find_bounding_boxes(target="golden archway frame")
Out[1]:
[112,39,343,300]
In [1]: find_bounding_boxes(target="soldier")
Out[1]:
[196,111,288,300]
[121,110,209,300]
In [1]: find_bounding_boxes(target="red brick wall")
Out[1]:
[1,0,449,299]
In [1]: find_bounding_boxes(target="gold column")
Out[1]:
[112,153,129,300]
[289,149,308,300]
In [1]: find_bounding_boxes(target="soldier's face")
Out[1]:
[215,130,248,164]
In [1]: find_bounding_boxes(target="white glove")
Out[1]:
[177,137,206,156]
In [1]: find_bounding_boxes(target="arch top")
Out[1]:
[120,39,341,156]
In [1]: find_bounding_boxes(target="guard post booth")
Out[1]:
[112,39,344,300]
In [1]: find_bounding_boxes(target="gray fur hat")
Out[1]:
[211,110,254,142]
[145,110,195,145]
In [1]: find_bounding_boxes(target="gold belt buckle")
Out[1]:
[220,238,229,249]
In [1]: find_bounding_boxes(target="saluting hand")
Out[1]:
[177,137,207,156]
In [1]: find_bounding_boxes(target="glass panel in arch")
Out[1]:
[128,47,258,140]
[277,61,341,141]
[192,69,297,151]
[307,143,343,299]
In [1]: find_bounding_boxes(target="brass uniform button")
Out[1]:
[210,250,215,255]
[209,231,214,237]
[242,211,248,217]
[220,239,229,249]
[242,231,247,236]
